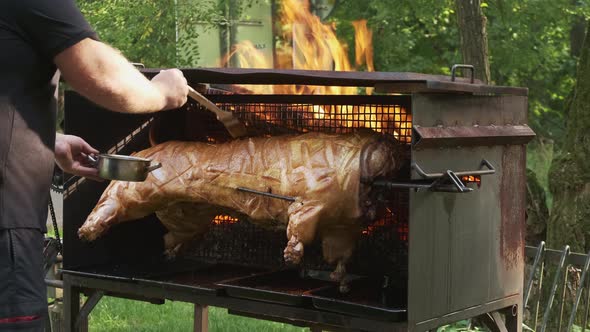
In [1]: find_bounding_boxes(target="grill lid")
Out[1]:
[142,67,528,96]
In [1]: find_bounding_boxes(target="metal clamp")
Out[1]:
[451,64,475,83]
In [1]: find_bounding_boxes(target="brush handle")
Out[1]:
[187,86,234,122]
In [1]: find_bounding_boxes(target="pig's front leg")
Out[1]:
[283,201,324,265]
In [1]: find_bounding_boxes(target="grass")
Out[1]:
[83,297,487,331]
[87,297,307,332]
[84,297,489,332]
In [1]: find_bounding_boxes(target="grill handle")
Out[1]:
[412,159,495,179]
[372,159,495,193]
[413,159,495,193]
[451,64,475,84]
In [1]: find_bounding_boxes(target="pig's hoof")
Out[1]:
[78,225,100,241]
[330,270,343,282]
[283,240,304,265]
[164,243,183,259]
[338,281,350,294]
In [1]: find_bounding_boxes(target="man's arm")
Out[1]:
[54,38,188,114]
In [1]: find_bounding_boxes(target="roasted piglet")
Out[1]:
[79,131,401,287]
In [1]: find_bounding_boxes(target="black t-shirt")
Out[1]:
[0,0,97,230]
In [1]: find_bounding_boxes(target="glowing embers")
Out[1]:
[212,215,239,225]
[461,175,482,187]
[362,208,409,242]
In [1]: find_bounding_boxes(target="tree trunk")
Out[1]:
[526,169,549,246]
[548,21,590,252]
[455,0,491,83]
[570,0,586,57]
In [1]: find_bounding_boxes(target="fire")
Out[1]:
[212,215,239,225]
[224,0,368,93]
[220,0,412,143]
[352,20,374,73]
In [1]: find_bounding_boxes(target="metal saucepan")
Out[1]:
[86,154,162,182]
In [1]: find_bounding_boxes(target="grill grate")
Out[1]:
[163,95,412,145]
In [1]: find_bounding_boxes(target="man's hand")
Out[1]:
[151,69,189,110]
[55,133,102,181]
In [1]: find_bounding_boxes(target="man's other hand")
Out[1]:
[150,69,189,110]
[55,133,102,181]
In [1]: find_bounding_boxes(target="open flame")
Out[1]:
[352,20,374,73]
[224,0,372,95]
[218,0,412,143]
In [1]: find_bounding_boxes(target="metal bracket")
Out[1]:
[372,159,495,193]
[75,290,105,329]
[451,64,475,84]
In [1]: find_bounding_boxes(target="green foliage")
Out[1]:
[76,0,262,67]
[436,320,487,331]
[331,0,460,75]
[77,0,177,67]
[485,0,579,143]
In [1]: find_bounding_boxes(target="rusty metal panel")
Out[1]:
[408,94,527,328]
[374,81,528,96]
[413,124,535,149]
[411,94,528,127]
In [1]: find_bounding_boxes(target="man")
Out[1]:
[0,0,189,330]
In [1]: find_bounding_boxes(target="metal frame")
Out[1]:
[60,272,525,332]
[523,243,590,332]
[61,273,408,332]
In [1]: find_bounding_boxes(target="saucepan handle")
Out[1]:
[146,163,162,173]
[85,154,99,168]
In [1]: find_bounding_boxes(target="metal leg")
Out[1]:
[475,305,521,332]
[194,304,208,332]
[63,281,87,332]
[503,304,522,332]
[75,291,104,330]
[478,312,507,332]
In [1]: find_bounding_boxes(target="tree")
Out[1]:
[548,20,590,252]
[455,0,491,83]
[76,0,225,67]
